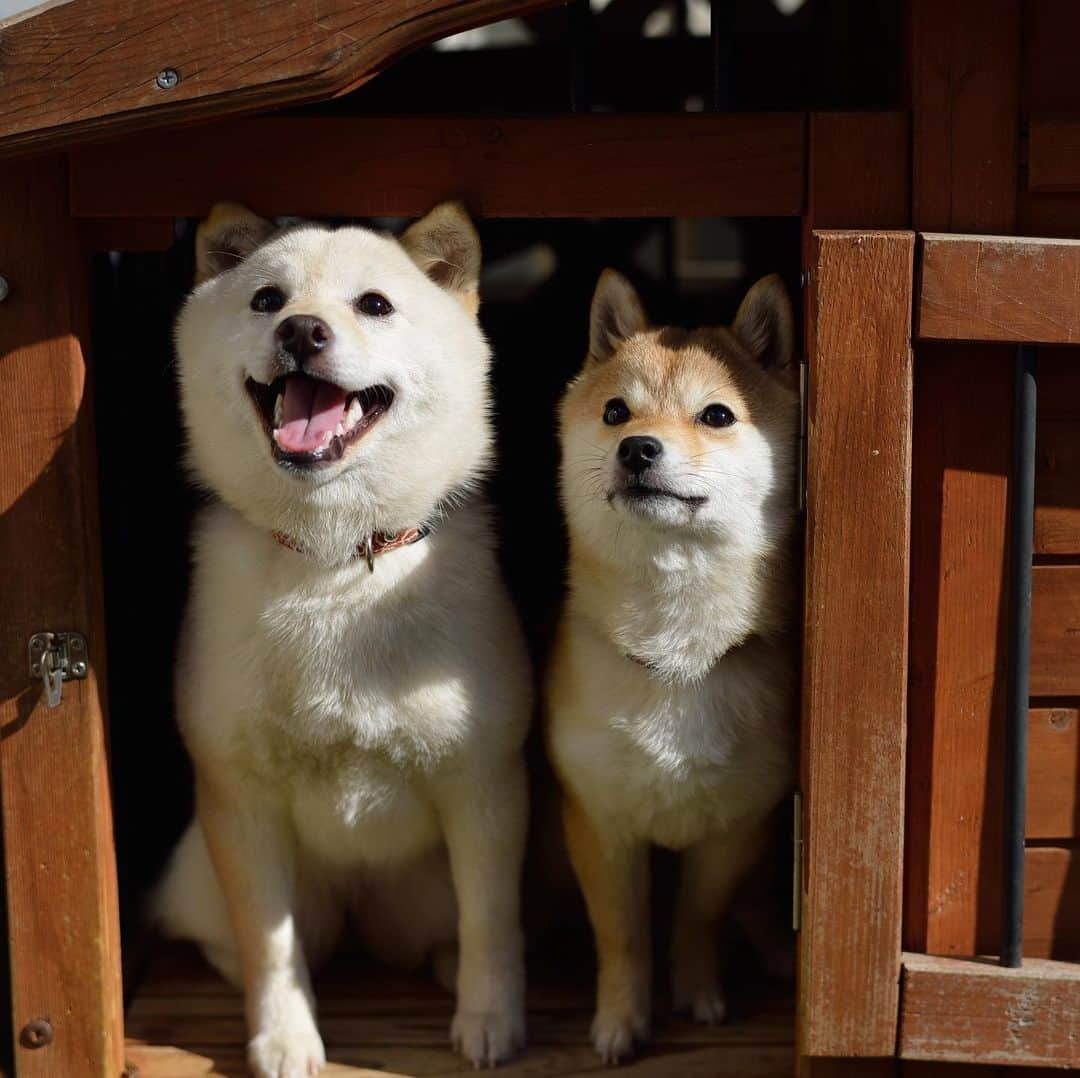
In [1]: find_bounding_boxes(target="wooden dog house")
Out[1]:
[0,1,1078,1075]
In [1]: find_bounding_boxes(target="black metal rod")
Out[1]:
[1001,344,1037,968]
[709,0,733,112]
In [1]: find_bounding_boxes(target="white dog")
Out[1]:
[547,270,799,1061]
[154,202,531,1076]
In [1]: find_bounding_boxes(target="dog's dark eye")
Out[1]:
[251,287,286,314]
[603,398,631,426]
[699,403,736,428]
[356,292,394,317]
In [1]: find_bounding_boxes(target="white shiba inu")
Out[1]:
[153,202,532,1076]
[546,270,799,1061]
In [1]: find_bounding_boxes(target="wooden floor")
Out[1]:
[125,945,795,1077]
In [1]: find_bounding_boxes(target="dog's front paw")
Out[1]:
[590,1007,650,1064]
[451,1005,525,1067]
[247,1020,326,1078]
[675,986,728,1025]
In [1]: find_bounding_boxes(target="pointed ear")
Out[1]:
[732,274,794,373]
[589,269,647,362]
[195,202,275,283]
[400,201,481,313]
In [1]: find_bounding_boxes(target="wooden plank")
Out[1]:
[800,230,914,1058]
[804,112,911,230]
[78,216,175,252]
[1023,846,1080,959]
[0,0,564,157]
[907,0,1021,233]
[898,952,1080,1067]
[68,114,806,221]
[0,157,123,1074]
[1027,707,1080,840]
[1030,565,1080,697]
[1036,420,1080,554]
[904,344,1012,956]
[918,233,1080,344]
[904,0,1021,964]
[1035,350,1080,554]
[1027,117,1080,192]
[124,945,795,1077]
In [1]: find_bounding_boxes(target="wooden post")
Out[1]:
[904,0,1022,958]
[799,230,915,1058]
[0,156,123,1076]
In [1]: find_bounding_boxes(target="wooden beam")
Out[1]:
[899,953,1080,1067]
[67,114,806,221]
[918,233,1080,344]
[1027,707,1080,840]
[0,157,123,1075]
[1027,117,1080,192]
[800,230,914,1057]
[0,0,564,157]
[1030,565,1080,696]
[904,0,1021,961]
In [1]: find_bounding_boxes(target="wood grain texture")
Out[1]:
[1035,349,1080,554]
[1027,707,1080,840]
[918,233,1080,344]
[68,113,806,221]
[1027,117,1080,192]
[804,112,911,230]
[906,0,1021,233]
[1023,846,1080,959]
[904,344,1012,956]
[904,0,1021,963]
[898,953,1080,1067]
[1030,565,1080,697]
[0,157,123,1075]
[0,0,564,157]
[800,230,914,1058]
[125,945,795,1076]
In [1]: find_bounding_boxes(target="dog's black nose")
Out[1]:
[618,435,663,472]
[276,315,334,364]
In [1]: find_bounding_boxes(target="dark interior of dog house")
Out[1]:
[4,0,1080,1075]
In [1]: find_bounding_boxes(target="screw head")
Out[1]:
[155,68,180,90]
[20,1018,53,1049]
[72,662,86,676]
[0,276,9,302]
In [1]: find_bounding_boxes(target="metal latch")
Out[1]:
[28,632,88,708]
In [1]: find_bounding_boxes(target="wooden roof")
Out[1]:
[0,0,558,156]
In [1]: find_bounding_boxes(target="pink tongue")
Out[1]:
[274,375,349,453]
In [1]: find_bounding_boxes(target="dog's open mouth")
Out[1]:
[245,373,393,467]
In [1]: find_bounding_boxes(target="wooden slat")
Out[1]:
[77,216,175,252]
[1023,846,1080,959]
[907,0,1021,234]
[804,112,911,231]
[1031,565,1080,697]
[0,0,563,157]
[0,157,123,1074]
[1027,707,1080,840]
[800,230,914,1058]
[904,344,1012,955]
[918,233,1080,344]
[904,0,1021,965]
[1035,350,1080,554]
[898,952,1080,1067]
[124,945,795,1077]
[68,114,806,221]
[1027,117,1080,192]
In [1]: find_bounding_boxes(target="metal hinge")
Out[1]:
[28,632,88,709]
[792,789,803,933]
[797,361,808,512]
